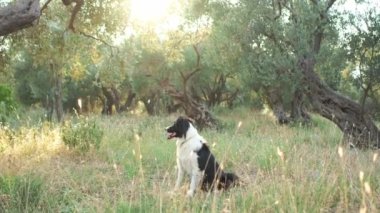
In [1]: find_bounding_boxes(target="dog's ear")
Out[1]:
[176,116,190,138]
[177,116,194,125]
[186,117,195,124]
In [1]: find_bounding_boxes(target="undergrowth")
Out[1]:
[0,109,379,212]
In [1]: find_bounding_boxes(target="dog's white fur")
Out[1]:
[173,123,206,197]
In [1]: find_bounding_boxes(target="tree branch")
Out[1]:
[77,30,117,49]
[311,0,337,54]
[40,0,53,14]
[0,0,41,36]
[67,0,84,32]
[325,0,336,12]
[180,44,202,83]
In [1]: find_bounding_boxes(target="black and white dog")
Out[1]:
[166,116,238,197]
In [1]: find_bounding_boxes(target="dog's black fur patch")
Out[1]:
[197,143,238,191]
[166,116,191,139]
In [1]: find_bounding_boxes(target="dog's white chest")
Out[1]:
[176,139,202,174]
[178,152,195,174]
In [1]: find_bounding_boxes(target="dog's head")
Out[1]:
[166,116,193,139]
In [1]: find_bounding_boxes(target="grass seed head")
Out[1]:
[360,206,367,213]
[237,121,242,129]
[373,153,378,162]
[359,171,364,182]
[338,146,343,158]
[277,147,285,162]
[134,133,141,141]
[364,182,371,195]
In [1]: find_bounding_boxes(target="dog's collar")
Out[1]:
[179,135,196,147]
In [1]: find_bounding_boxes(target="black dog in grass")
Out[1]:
[166,116,238,197]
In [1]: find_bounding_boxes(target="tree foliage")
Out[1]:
[1,0,380,146]
[345,9,380,117]
[0,85,17,123]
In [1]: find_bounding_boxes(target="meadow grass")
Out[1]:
[0,108,379,212]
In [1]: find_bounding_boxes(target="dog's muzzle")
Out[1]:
[166,126,176,139]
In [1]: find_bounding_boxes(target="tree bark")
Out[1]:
[54,72,64,122]
[142,95,160,115]
[45,94,53,121]
[165,86,218,130]
[290,88,311,125]
[111,86,120,112]
[0,0,40,36]
[166,102,181,113]
[265,88,289,124]
[360,84,371,117]
[101,86,116,115]
[119,91,136,112]
[300,57,380,148]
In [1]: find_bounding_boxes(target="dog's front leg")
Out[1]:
[174,159,184,190]
[187,171,202,197]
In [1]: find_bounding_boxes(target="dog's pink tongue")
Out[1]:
[167,132,176,139]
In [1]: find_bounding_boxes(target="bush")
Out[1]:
[0,85,17,124]
[0,175,43,212]
[62,118,104,153]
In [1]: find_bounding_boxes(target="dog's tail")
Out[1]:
[218,172,239,190]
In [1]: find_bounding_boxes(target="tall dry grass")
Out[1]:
[0,108,379,212]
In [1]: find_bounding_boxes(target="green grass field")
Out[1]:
[0,108,379,212]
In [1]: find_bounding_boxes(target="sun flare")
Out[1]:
[130,0,179,23]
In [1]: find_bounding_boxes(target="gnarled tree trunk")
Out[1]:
[166,86,218,130]
[119,91,136,112]
[53,72,64,122]
[141,94,160,116]
[265,88,289,124]
[300,57,380,148]
[200,73,239,108]
[45,94,54,121]
[0,0,40,36]
[294,0,380,148]
[162,45,218,130]
[290,88,311,125]
[101,86,120,115]
[264,87,311,125]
